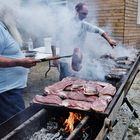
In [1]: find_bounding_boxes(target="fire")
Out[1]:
[64,112,82,133]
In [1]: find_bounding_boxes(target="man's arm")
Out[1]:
[84,22,116,48]
[51,45,57,57]
[51,45,59,67]
[101,32,116,48]
[0,56,37,68]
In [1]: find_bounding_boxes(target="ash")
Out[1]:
[30,119,65,140]
[30,119,90,140]
[30,129,64,140]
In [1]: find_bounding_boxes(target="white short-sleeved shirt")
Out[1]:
[0,22,29,93]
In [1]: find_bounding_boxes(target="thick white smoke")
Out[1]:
[0,0,137,80]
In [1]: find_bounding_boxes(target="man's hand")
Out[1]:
[108,39,117,48]
[0,57,39,68]
[102,32,117,48]
[51,45,59,68]
[17,58,38,68]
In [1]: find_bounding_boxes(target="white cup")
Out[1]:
[44,37,52,53]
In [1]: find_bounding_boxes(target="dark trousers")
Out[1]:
[59,62,71,80]
[0,88,25,124]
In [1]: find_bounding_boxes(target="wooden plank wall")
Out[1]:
[124,0,140,48]
[92,0,125,43]
[68,0,125,43]
[68,0,140,48]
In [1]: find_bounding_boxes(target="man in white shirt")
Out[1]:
[51,2,116,80]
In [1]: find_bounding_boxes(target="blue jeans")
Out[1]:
[0,88,25,124]
[59,62,71,80]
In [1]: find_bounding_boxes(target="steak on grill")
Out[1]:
[61,99,91,110]
[115,60,133,65]
[83,83,98,96]
[44,77,86,94]
[40,77,116,112]
[67,91,87,101]
[91,98,108,112]
[99,95,112,103]
[99,84,116,96]
[66,91,98,102]
[33,95,62,105]
[86,95,98,102]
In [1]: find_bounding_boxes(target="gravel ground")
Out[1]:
[23,62,140,140]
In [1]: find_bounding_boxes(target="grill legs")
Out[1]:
[123,97,139,118]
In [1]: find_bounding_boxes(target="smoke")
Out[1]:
[109,43,138,58]
[17,5,55,36]
[77,59,106,81]
[0,0,73,38]
[0,0,138,80]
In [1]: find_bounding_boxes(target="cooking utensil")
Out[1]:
[36,55,72,62]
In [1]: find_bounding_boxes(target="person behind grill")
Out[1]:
[51,2,117,80]
[0,8,38,124]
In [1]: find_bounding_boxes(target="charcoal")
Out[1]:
[82,132,88,140]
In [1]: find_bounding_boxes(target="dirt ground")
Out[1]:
[23,62,140,140]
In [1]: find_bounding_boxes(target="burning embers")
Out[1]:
[33,77,116,112]
[64,112,82,133]
[30,112,89,140]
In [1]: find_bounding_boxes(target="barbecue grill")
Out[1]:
[0,53,139,140]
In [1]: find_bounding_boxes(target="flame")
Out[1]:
[64,112,82,133]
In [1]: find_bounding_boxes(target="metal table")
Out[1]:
[33,47,55,77]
